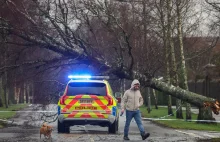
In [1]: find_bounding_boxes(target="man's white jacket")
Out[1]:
[121,79,144,111]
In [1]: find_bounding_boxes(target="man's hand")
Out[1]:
[120,109,125,116]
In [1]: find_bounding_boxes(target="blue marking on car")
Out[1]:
[112,106,117,116]
[58,106,61,115]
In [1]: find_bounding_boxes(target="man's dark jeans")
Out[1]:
[124,109,145,136]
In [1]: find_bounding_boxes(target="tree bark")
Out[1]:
[147,87,151,113]
[26,83,29,104]
[19,82,24,103]
[3,43,8,108]
[152,89,158,109]
[176,1,191,120]
[31,81,34,104]
[158,0,173,116]
[149,78,215,108]
[3,73,8,108]
[143,87,147,106]
[176,99,183,119]
[197,107,216,124]
[8,84,15,104]
[166,0,173,116]
[0,77,3,107]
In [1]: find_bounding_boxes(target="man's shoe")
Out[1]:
[141,132,150,140]
[123,136,130,140]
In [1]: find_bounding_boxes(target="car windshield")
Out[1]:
[67,82,107,96]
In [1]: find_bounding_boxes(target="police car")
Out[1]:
[57,75,119,134]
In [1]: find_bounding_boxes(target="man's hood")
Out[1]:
[130,79,140,89]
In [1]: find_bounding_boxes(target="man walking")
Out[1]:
[121,79,150,141]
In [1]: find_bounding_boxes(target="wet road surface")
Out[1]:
[0,104,219,142]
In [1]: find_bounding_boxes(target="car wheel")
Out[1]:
[116,117,119,131]
[64,124,70,133]
[108,119,118,134]
[58,120,65,133]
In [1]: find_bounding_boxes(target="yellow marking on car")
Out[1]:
[75,106,97,110]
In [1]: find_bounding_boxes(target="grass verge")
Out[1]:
[0,104,28,128]
[140,106,220,132]
[199,138,220,142]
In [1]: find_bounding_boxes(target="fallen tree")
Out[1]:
[0,0,219,118]
[111,68,220,115]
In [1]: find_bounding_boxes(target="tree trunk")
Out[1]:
[168,95,173,115]
[142,0,150,109]
[149,78,215,108]
[176,99,183,119]
[120,79,123,94]
[166,0,173,116]
[114,64,208,112]
[197,107,216,124]
[176,1,191,120]
[152,89,158,109]
[143,87,147,106]
[3,77,8,108]
[147,87,151,113]
[26,83,29,104]
[164,28,173,115]
[197,75,213,122]
[159,0,173,115]
[3,51,8,108]
[31,81,34,104]
[8,84,15,104]
[0,77,3,107]
[19,83,24,103]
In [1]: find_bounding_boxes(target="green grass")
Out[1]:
[200,138,220,142]
[140,106,220,132]
[0,104,28,128]
[208,138,220,142]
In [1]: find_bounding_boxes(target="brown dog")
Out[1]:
[40,123,53,139]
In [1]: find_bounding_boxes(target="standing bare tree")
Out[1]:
[1,21,9,108]
[176,0,188,119]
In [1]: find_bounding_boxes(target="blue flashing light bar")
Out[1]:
[68,75,109,80]
[68,75,91,79]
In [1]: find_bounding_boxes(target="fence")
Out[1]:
[188,79,220,101]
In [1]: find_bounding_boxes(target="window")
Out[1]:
[67,82,106,96]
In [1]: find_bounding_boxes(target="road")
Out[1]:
[0,104,219,142]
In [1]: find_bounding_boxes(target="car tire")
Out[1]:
[58,120,65,133]
[64,125,70,133]
[108,119,118,134]
[116,117,119,131]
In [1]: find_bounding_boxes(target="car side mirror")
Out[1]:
[116,98,121,103]
[114,92,122,103]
